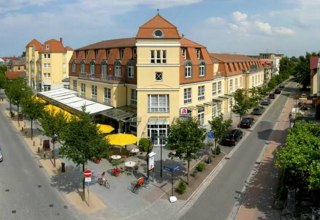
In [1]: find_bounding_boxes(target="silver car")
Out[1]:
[0,148,3,162]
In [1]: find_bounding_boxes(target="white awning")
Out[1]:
[38,88,112,114]
[147,117,169,125]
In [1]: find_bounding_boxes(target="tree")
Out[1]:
[166,117,206,184]
[39,108,69,167]
[208,114,232,150]
[275,121,320,190]
[59,108,109,198]
[21,95,45,139]
[0,66,7,89]
[232,89,253,122]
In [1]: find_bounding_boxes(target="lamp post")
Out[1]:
[52,134,57,167]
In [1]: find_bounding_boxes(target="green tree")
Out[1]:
[208,114,232,150]
[21,95,45,139]
[166,117,206,184]
[59,108,109,198]
[232,89,253,121]
[39,108,69,167]
[0,66,7,89]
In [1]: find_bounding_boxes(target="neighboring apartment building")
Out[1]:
[68,14,266,144]
[209,53,264,118]
[5,57,27,80]
[25,38,73,91]
[259,59,273,83]
[259,53,283,76]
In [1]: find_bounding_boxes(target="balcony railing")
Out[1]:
[79,72,123,83]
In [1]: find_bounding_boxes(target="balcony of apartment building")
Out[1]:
[214,72,224,79]
[79,72,123,83]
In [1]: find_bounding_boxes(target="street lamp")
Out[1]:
[52,133,58,167]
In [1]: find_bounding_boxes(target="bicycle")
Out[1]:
[98,177,110,189]
[131,177,145,193]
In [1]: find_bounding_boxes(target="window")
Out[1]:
[252,76,254,86]
[101,60,107,79]
[198,107,204,125]
[104,88,111,104]
[132,48,137,58]
[72,61,76,73]
[198,86,205,100]
[127,61,135,78]
[217,81,222,94]
[73,80,77,91]
[148,94,169,112]
[235,78,238,89]
[43,63,51,68]
[151,50,166,64]
[212,104,217,118]
[239,77,242,87]
[91,85,97,99]
[131,89,137,105]
[155,72,162,81]
[90,61,95,75]
[43,85,51,91]
[212,82,217,95]
[81,83,86,96]
[229,79,233,92]
[43,54,50,58]
[120,48,125,59]
[184,88,192,104]
[196,48,201,59]
[185,61,192,78]
[114,61,122,77]
[80,60,85,73]
[182,48,186,59]
[217,103,222,115]
[45,44,49,50]
[199,61,206,77]
[43,73,51,78]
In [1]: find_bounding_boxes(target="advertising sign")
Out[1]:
[148,152,156,171]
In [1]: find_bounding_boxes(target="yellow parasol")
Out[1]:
[96,124,114,134]
[106,133,138,146]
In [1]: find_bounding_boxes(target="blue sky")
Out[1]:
[0,0,319,57]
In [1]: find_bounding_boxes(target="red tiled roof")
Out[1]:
[209,53,258,62]
[136,14,180,39]
[40,39,67,53]
[26,39,42,51]
[180,37,204,48]
[5,71,26,80]
[310,56,319,70]
[77,38,136,50]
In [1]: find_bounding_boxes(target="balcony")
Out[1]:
[214,72,223,79]
[79,72,123,83]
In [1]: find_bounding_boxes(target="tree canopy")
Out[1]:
[208,114,232,148]
[232,89,254,121]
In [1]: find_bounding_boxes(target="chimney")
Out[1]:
[60,37,63,43]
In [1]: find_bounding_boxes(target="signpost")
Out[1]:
[163,164,181,203]
[84,169,92,205]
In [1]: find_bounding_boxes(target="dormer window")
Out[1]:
[132,48,137,58]
[120,48,125,59]
[182,48,186,59]
[153,29,164,38]
[196,48,201,59]
[45,44,49,50]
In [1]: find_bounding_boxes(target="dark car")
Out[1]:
[221,129,243,146]
[238,117,255,128]
[0,148,3,162]
[269,93,275,99]
[275,88,281,94]
[251,106,265,115]
[279,84,285,89]
[261,98,271,105]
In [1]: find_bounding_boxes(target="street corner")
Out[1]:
[64,190,107,214]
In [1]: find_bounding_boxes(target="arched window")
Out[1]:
[71,60,76,73]
[101,60,108,80]
[114,60,122,77]
[199,60,206,77]
[184,61,192,78]
[127,60,135,78]
[90,60,95,75]
[80,60,85,73]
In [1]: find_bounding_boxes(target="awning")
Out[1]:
[44,104,75,122]
[106,133,138,146]
[38,88,112,115]
[100,106,136,122]
[212,97,224,102]
[147,117,169,125]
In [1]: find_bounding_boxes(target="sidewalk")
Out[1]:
[235,91,295,219]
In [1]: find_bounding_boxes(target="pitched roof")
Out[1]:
[40,39,67,53]
[26,39,42,51]
[136,14,180,39]
[209,53,258,62]
[5,71,26,79]
[180,37,204,48]
[77,38,136,50]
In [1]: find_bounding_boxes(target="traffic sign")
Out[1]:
[85,177,91,183]
[84,169,92,178]
[208,131,214,139]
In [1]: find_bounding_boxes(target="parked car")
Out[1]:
[279,84,285,89]
[221,129,243,146]
[261,98,271,105]
[238,117,255,128]
[275,88,281,94]
[0,148,3,162]
[251,106,265,115]
[269,93,275,99]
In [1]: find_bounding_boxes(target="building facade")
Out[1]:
[69,14,266,145]
[25,38,73,91]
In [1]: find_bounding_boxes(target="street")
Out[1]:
[180,84,294,220]
[0,103,80,220]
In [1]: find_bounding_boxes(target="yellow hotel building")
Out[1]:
[25,38,73,91]
[69,14,264,145]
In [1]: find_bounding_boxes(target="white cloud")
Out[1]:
[204,17,226,27]
[232,11,247,23]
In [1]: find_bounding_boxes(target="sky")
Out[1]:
[0,0,319,57]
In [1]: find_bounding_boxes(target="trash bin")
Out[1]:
[61,162,66,173]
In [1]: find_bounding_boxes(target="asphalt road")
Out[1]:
[0,103,80,220]
[181,85,293,220]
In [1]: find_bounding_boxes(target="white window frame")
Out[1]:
[91,85,97,99]
[218,81,222,94]
[199,61,205,77]
[212,82,217,95]
[148,94,169,113]
[185,62,192,78]
[90,61,95,75]
[198,107,205,125]
[101,61,107,79]
[184,88,192,104]
[198,86,205,100]
[80,61,85,73]
[131,89,137,105]
[151,50,167,64]
[72,61,76,73]
[104,87,111,104]
[114,61,122,77]
[229,79,233,93]
[81,83,86,96]
[127,62,135,78]
[73,80,77,91]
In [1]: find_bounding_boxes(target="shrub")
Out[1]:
[191,169,197,177]
[215,146,221,155]
[138,138,152,152]
[176,181,187,194]
[196,162,207,172]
